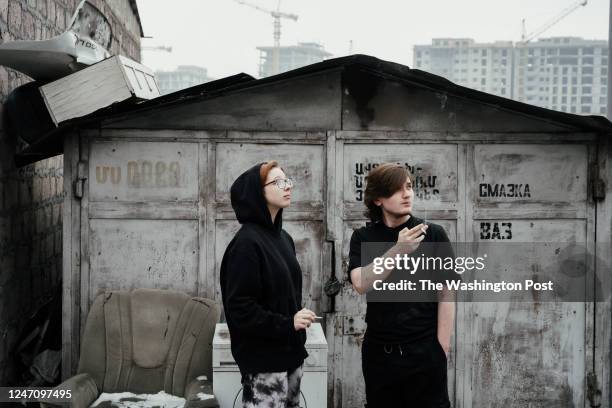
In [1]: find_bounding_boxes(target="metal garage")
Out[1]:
[18,54,612,407]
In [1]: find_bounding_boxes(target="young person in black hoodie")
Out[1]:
[220,161,316,408]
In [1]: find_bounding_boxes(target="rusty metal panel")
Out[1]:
[464,142,594,408]
[473,144,588,205]
[89,141,199,202]
[594,138,611,408]
[89,219,199,301]
[68,125,603,408]
[467,219,588,407]
[341,72,577,133]
[469,301,584,407]
[215,142,325,205]
[101,70,342,131]
[342,144,459,211]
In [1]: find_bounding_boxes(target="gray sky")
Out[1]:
[136,0,609,79]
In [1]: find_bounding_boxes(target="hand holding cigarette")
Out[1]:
[294,307,317,330]
[396,223,428,255]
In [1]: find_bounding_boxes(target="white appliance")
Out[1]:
[213,322,328,408]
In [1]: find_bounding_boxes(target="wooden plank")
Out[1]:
[61,132,78,380]
[214,203,324,217]
[226,131,326,142]
[594,136,611,408]
[327,134,345,407]
[89,201,199,220]
[336,219,368,407]
[197,143,208,298]
[472,207,588,220]
[79,135,90,351]
[95,129,324,143]
[344,201,458,214]
[205,141,218,302]
[325,131,336,241]
[454,143,468,408]
[583,143,599,408]
[474,209,587,220]
[460,144,476,408]
[340,334,366,407]
[445,143,463,405]
[335,136,345,241]
[98,129,223,141]
[336,130,599,143]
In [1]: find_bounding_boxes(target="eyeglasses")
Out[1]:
[264,178,294,190]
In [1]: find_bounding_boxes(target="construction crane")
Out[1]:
[235,0,298,75]
[140,45,172,67]
[142,45,173,53]
[513,0,588,101]
[521,0,588,44]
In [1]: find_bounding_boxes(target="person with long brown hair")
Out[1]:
[220,161,316,408]
[347,163,456,408]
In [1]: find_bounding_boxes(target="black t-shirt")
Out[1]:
[347,215,458,344]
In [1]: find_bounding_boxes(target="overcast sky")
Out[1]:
[136,0,609,79]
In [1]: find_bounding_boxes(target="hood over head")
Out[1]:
[230,162,282,233]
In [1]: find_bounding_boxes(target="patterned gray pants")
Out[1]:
[241,365,304,408]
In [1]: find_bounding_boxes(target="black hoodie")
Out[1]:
[220,163,308,375]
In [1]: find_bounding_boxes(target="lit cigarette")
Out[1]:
[314,316,323,319]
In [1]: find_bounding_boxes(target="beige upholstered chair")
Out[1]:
[42,289,220,408]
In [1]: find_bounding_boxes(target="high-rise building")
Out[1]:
[414,37,608,115]
[155,65,213,95]
[257,42,332,78]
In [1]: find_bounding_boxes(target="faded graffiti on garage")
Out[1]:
[353,162,440,201]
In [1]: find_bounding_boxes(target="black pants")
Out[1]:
[362,337,451,408]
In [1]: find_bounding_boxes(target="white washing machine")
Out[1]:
[213,323,328,408]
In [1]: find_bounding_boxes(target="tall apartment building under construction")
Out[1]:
[414,37,607,116]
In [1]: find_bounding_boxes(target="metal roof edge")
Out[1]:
[14,54,612,165]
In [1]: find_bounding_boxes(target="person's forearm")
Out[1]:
[356,244,404,293]
[437,288,455,355]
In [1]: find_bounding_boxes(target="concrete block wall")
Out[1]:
[0,0,142,385]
